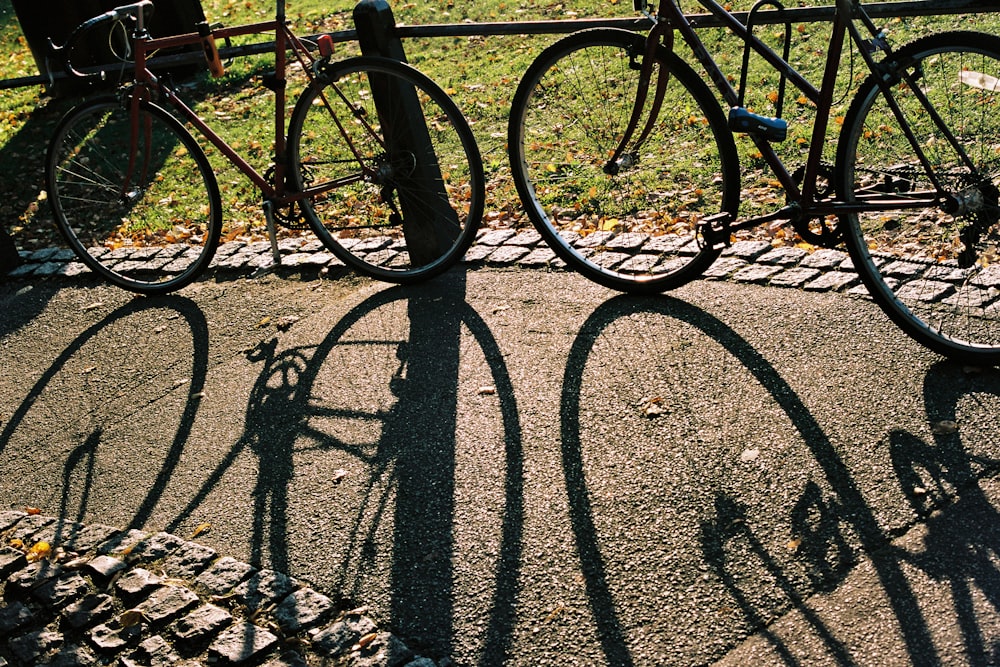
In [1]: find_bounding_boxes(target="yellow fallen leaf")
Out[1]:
[354,632,378,650]
[190,522,211,539]
[26,541,51,562]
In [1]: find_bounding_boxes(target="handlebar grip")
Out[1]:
[46,0,155,83]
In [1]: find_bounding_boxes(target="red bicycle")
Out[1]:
[46,0,484,293]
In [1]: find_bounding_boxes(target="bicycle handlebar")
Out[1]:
[46,0,154,83]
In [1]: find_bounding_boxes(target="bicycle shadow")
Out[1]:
[0,294,209,541]
[558,293,999,665]
[886,362,1000,666]
[161,269,524,663]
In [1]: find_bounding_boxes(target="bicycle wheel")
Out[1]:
[508,28,740,294]
[838,31,1000,363]
[46,96,222,294]
[288,56,484,284]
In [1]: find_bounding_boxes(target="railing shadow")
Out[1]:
[0,294,209,542]
[558,293,1000,666]
[161,269,524,664]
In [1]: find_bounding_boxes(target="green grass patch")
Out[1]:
[1,0,997,250]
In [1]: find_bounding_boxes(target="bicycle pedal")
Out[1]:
[728,107,787,142]
[699,211,734,249]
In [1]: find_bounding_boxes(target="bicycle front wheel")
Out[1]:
[288,56,484,284]
[508,29,740,294]
[838,31,1000,363]
[46,96,222,294]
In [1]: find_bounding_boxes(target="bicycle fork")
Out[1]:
[604,19,675,176]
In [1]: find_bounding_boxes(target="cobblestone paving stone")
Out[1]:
[0,512,437,667]
[4,231,867,299]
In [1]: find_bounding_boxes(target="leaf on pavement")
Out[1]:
[190,523,211,539]
[930,420,958,435]
[120,609,146,628]
[26,541,51,562]
[276,315,300,331]
[640,396,665,418]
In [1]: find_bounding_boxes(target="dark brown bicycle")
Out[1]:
[509,0,1000,363]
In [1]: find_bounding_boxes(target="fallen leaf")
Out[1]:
[25,506,41,515]
[26,541,51,562]
[544,604,566,623]
[740,448,760,462]
[478,386,497,395]
[640,396,665,418]
[120,609,146,627]
[276,315,300,331]
[786,537,802,552]
[354,632,378,651]
[332,469,349,483]
[190,523,211,539]
[931,420,958,435]
[82,302,104,312]
[257,316,272,328]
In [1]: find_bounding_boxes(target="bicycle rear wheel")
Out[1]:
[838,31,1000,364]
[508,28,740,294]
[46,96,221,294]
[288,56,484,284]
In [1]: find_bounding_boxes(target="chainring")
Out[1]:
[790,163,843,247]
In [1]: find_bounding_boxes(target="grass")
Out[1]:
[0,0,996,251]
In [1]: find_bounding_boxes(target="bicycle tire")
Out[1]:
[508,28,740,294]
[287,56,484,284]
[837,31,1000,364]
[46,96,222,295]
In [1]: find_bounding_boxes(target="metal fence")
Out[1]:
[2,0,998,90]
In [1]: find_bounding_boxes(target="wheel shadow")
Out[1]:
[0,294,209,542]
[162,270,524,663]
[559,293,1000,665]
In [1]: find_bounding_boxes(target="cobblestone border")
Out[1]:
[3,232,869,298]
[0,512,442,667]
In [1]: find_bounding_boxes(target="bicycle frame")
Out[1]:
[627,0,973,239]
[124,7,370,210]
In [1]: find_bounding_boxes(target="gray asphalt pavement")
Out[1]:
[2,265,999,666]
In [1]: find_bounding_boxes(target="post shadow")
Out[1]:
[161,270,524,663]
[559,293,937,665]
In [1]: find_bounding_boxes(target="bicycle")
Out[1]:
[507,0,1000,363]
[45,0,484,294]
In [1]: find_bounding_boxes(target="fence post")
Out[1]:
[352,0,460,267]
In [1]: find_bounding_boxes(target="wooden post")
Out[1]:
[353,0,460,266]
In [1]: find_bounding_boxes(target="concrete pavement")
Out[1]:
[1,264,999,666]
